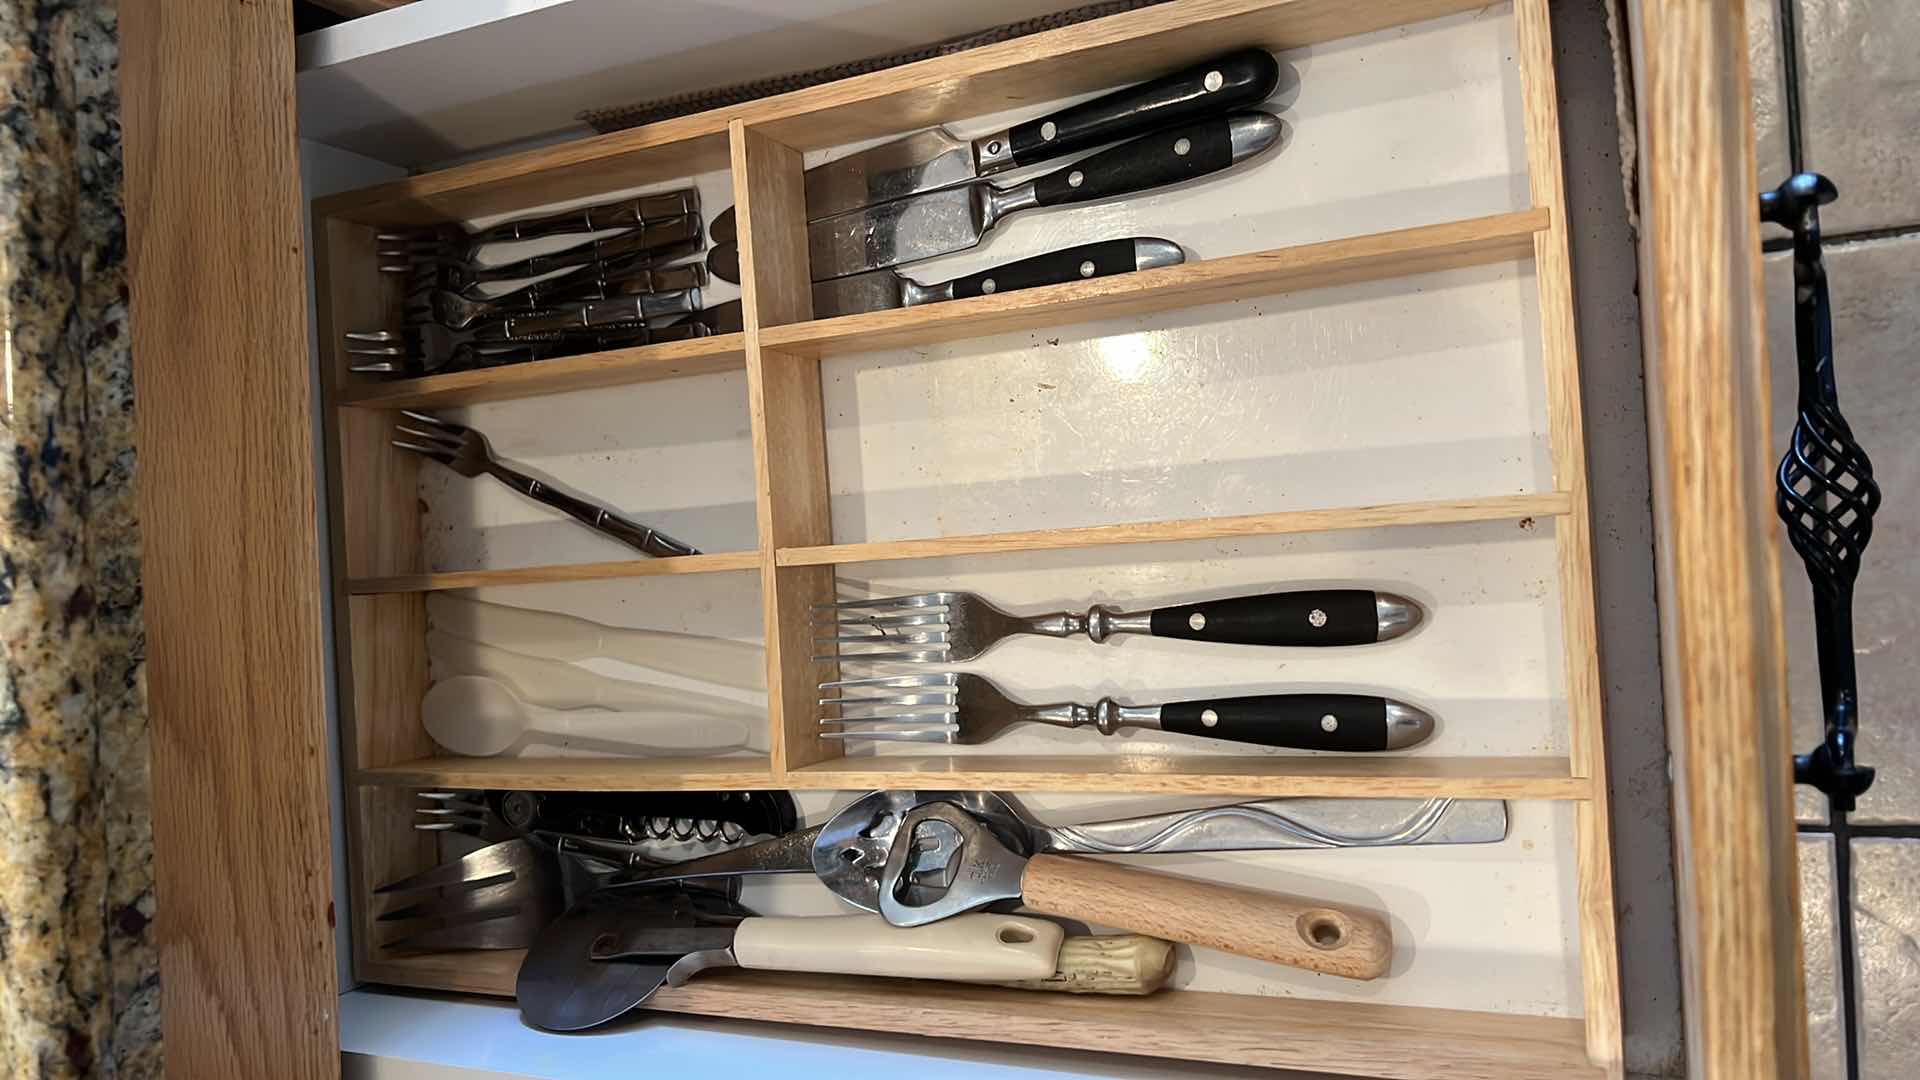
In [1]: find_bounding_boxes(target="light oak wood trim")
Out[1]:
[314,1,1490,227]
[1631,2,1809,1077]
[1513,1,1623,1073]
[762,210,1548,357]
[1020,854,1393,980]
[123,0,340,1071]
[356,756,781,790]
[345,551,762,594]
[335,334,747,409]
[734,121,839,773]
[792,754,1588,799]
[780,493,1573,567]
[352,963,1602,1080]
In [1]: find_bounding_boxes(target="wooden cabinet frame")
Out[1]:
[122,0,1804,1076]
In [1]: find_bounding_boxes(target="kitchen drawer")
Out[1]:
[122,0,1803,1077]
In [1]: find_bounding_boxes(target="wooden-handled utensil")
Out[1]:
[879,801,1392,981]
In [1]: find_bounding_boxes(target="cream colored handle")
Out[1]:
[992,934,1177,995]
[429,630,765,726]
[428,594,766,690]
[1019,854,1392,980]
[732,914,1061,981]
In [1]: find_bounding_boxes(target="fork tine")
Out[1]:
[345,329,400,342]
[815,631,949,647]
[346,345,406,357]
[400,409,464,431]
[814,649,949,663]
[819,693,955,708]
[811,612,947,629]
[391,440,456,461]
[811,592,950,612]
[817,673,956,690]
[820,711,954,724]
[393,425,463,447]
[351,362,402,374]
[821,729,957,743]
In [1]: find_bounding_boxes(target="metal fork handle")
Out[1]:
[481,461,700,557]
[1015,697,1159,735]
[477,290,701,340]
[470,215,702,284]
[470,188,699,245]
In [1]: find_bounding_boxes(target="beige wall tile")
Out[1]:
[1852,839,1920,1079]
[1796,0,1920,232]
[1800,835,1846,1080]
[1766,237,1920,824]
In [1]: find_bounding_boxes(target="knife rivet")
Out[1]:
[1201,709,1219,727]
[1041,121,1057,141]
[1321,714,1339,732]
[981,278,997,294]
[1068,170,1084,189]
[1079,260,1096,277]
[1174,137,1192,157]
[1308,608,1328,628]
[1188,612,1207,630]
[987,139,1002,155]
[1204,70,1224,92]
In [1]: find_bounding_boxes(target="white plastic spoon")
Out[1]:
[426,594,766,690]
[422,675,767,757]
[427,631,758,719]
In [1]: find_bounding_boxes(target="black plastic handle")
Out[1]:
[949,238,1143,300]
[1031,114,1264,208]
[1160,694,1398,751]
[485,462,699,557]
[1007,49,1280,168]
[475,189,700,244]
[476,215,701,283]
[1149,589,1382,647]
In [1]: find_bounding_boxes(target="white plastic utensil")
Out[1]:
[427,594,766,690]
[428,631,758,719]
[422,675,766,756]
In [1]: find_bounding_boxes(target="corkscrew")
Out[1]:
[1760,173,1880,812]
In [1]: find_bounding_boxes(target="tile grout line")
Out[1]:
[1763,220,1920,253]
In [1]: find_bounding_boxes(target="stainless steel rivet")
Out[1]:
[1201,709,1219,728]
[1067,170,1084,189]
[1041,121,1057,141]
[1320,714,1339,732]
[1173,137,1191,156]
[1189,612,1207,631]
[1308,608,1328,628]
[1078,260,1096,277]
[986,139,1002,155]
[981,278,997,294]
[1203,70,1224,92]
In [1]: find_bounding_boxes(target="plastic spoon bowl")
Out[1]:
[423,675,764,756]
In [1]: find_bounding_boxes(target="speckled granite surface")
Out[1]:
[0,3,158,1077]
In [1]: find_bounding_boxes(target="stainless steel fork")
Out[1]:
[819,671,1435,750]
[391,411,700,558]
[374,837,564,952]
[814,588,1422,664]
[377,188,699,268]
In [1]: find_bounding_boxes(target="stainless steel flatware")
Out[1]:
[380,188,699,267]
[390,411,699,558]
[388,214,703,290]
[878,801,1392,980]
[413,261,707,329]
[375,837,564,952]
[412,788,796,870]
[414,236,705,303]
[708,49,1281,241]
[819,671,1435,750]
[346,322,710,378]
[604,789,1499,911]
[812,236,1183,319]
[807,112,1282,280]
[515,886,1064,1031]
[815,587,1422,665]
[348,289,701,363]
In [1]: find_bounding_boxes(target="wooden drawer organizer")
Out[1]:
[313,0,1622,1076]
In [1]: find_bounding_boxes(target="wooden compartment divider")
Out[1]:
[309,2,1627,1076]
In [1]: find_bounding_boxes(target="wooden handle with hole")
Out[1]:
[1018,854,1392,980]
[990,934,1176,994]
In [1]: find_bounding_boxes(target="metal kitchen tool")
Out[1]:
[413,235,705,304]
[379,188,699,267]
[516,886,1073,1031]
[385,213,702,289]
[807,112,1283,280]
[816,587,1422,664]
[347,288,700,355]
[819,671,1435,750]
[812,236,1183,319]
[346,323,710,379]
[391,411,699,558]
[427,593,766,691]
[375,837,564,952]
[604,789,1499,910]
[420,674,767,756]
[879,801,1393,980]
[707,48,1281,242]
[411,262,707,329]
[1761,172,1881,812]
[414,789,798,870]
